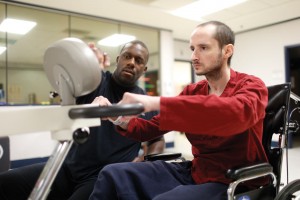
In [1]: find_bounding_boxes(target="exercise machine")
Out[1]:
[0,38,144,200]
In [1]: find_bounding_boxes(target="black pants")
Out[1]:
[0,163,96,200]
[89,160,228,200]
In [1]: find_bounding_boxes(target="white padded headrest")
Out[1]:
[43,38,101,102]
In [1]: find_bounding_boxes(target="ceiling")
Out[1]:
[13,0,300,41]
[1,0,299,70]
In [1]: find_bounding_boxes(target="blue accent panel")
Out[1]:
[271,140,278,147]
[11,157,49,169]
[166,142,174,148]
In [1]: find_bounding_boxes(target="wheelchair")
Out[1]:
[146,83,297,200]
[274,92,300,200]
[0,136,10,172]
[274,179,300,200]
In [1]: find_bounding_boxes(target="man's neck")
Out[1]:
[207,67,231,96]
[112,73,136,88]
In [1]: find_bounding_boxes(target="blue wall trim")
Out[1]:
[10,142,175,169]
[11,157,49,169]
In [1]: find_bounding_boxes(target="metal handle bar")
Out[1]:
[69,103,144,119]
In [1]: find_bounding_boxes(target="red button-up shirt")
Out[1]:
[118,69,268,186]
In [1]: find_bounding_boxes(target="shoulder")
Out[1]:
[230,69,266,88]
[132,86,146,95]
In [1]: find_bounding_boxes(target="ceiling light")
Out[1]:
[171,0,247,21]
[0,46,6,55]
[0,18,37,35]
[98,34,136,47]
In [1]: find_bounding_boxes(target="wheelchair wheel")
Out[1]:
[275,180,300,200]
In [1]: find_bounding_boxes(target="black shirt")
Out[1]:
[64,71,158,181]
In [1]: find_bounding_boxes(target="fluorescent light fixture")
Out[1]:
[0,18,37,35]
[0,46,6,55]
[171,0,247,21]
[98,34,136,47]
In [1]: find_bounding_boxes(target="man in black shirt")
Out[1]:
[0,40,165,200]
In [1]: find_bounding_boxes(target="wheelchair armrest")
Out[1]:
[226,162,273,180]
[144,153,184,161]
[227,162,276,200]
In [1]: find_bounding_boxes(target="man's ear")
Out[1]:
[144,66,148,72]
[116,56,119,64]
[224,44,234,59]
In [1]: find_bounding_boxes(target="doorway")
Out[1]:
[285,44,300,95]
[173,60,193,95]
[285,44,300,148]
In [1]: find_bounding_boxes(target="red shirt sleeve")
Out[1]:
[159,75,268,136]
[117,114,168,142]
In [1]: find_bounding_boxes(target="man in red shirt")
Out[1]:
[89,21,268,200]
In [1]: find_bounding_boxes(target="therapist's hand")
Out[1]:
[88,43,111,70]
[92,96,113,121]
[92,96,111,106]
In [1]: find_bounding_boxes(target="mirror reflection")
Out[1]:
[0,2,160,105]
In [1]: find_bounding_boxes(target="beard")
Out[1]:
[113,69,136,87]
[194,52,223,80]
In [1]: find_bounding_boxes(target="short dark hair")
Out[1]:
[198,21,235,65]
[119,40,149,63]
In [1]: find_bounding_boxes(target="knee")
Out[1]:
[98,163,126,180]
[101,163,120,175]
[99,162,136,180]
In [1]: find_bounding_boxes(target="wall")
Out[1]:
[2,69,52,104]
[159,30,177,149]
[232,19,300,86]
[9,131,56,161]
[2,68,57,163]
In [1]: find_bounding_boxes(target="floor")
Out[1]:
[281,134,300,190]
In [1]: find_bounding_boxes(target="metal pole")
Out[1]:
[28,139,73,200]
